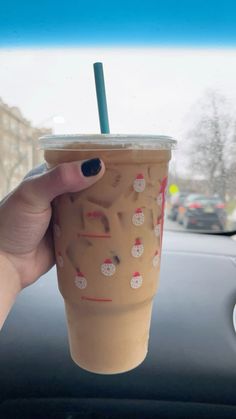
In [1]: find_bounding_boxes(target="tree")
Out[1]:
[185,90,236,200]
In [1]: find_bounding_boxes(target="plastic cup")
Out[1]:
[39,134,176,374]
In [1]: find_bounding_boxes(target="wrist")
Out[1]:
[0,252,22,329]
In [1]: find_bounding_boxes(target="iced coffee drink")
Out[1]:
[40,134,176,374]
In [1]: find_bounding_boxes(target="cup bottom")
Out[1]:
[65,300,153,374]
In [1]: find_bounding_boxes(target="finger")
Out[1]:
[16,158,105,212]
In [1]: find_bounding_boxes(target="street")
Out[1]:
[164,217,185,232]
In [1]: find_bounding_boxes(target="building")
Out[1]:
[0,98,52,198]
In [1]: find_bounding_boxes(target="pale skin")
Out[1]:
[0,159,105,330]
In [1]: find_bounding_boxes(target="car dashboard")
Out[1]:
[1,231,236,418]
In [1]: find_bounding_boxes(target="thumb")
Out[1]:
[17,158,105,212]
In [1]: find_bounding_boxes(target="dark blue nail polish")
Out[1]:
[81,158,102,177]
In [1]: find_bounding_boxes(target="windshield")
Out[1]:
[0,2,236,234]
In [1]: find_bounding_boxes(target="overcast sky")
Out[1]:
[0,47,236,174]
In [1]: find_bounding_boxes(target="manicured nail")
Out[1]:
[81,158,102,177]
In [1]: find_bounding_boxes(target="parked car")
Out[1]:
[177,195,226,230]
[168,192,189,221]
[176,194,204,225]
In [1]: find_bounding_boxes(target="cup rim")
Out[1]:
[39,133,177,150]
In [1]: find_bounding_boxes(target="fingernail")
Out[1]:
[81,158,102,177]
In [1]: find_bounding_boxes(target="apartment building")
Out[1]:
[0,98,51,198]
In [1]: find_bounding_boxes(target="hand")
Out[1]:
[0,158,105,291]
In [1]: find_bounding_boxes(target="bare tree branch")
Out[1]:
[185,90,235,200]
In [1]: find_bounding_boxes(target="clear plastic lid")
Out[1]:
[39,134,176,151]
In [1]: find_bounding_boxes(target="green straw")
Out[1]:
[93,62,110,134]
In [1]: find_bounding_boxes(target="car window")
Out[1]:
[0,0,235,234]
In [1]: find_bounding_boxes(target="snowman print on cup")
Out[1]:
[152,250,159,267]
[133,173,146,193]
[75,270,87,289]
[132,208,145,226]
[157,176,168,208]
[131,238,144,258]
[154,218,161,237]
[130,272,143,289]
[101,258,116,276]
[57,251,64,268]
